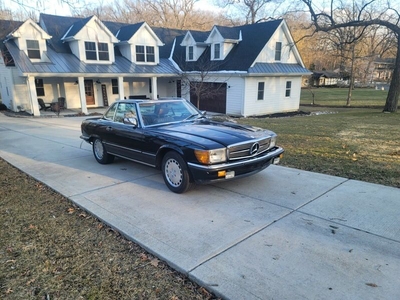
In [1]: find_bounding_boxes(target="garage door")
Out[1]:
[190,82,227,114]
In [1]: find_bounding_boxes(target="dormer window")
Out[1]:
[98,43,109,60]
[275,42,282,61]
[26,40,40,59]
[188,46,194,60]
[136,45,155,63]
[84,41,110,61]
[214,43,221,59]
[85,42,96,60]
[146,46,155,62]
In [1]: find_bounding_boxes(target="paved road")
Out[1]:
[1,113,399,300]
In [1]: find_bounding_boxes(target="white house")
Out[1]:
[0,14,310,117]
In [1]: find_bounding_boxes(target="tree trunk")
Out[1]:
[383,37,400,112]
[347,45,356,106]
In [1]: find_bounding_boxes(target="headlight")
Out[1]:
[270,136,277,148]
[194,148,227,164]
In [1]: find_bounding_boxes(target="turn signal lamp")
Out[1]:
[194,148,227,164]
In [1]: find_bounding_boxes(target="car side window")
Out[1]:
[115,103,137,123]
[104,103,117,120]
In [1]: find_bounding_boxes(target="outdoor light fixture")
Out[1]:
[96,80,101,84]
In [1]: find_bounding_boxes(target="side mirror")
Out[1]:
[123,117,138,127]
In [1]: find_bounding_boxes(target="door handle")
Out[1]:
[106,126,113,131]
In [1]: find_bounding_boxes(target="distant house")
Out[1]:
[0,14,310,117]
[372,57,395,82]
[311,71,342,87]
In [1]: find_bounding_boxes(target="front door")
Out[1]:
[84,80,95,105]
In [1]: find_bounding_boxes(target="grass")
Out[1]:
[0,158,218,300]
[237,106,400,188]
[300,86,389,107]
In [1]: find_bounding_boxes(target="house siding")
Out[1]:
[11,70,30,113]
[254,25,297,64]
[243,76,301,116]
[0,57,14,110]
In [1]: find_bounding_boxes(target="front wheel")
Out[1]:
[92,138,114,164]
[161,151,192,193]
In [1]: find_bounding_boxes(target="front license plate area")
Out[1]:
[225,171,235,179]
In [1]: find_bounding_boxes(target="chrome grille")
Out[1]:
[227,138,271,160]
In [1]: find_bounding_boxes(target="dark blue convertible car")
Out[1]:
[80,98,284,193]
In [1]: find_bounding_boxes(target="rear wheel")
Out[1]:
[162,151,192,193]
[93,138,114,164]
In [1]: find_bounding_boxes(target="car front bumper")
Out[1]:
[187,147,284,184]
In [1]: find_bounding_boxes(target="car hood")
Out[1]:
[150,119,276,149]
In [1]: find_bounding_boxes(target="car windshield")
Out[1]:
[138,100,201,126]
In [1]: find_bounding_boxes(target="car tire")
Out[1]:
[162,151,192,193]
[93,138,114,164]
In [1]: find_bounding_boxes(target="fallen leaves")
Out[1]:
[150,258,160,267]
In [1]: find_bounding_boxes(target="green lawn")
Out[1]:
[300,87,389,107]
[236,107,400,188]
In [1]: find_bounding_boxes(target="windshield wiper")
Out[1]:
[184,114,200,120]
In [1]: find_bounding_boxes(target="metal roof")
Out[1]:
[248,63,311,75]
[5,15,310,77]
[6,41,179,76]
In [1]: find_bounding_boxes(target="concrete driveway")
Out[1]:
[1,113,399,300]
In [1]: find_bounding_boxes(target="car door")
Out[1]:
[103,102,153,164]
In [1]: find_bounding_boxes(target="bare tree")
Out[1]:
[301,0,400,112]
[174,50,232,110]
[76,0,230,30]
[217,0,285,24]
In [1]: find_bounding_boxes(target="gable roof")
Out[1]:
[313,70,340,78]
[0,19,24,66]
[116,22,144,41]
[116,22,163,46]
[207,25,241,42]
[3,14,309,77]
[152,27,186,58]
[190,30,209,42]
[0,19,24,41]
[39,14,84,53]
[61,16,92,40]
[174,19,284,72]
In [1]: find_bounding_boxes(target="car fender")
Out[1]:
[155,144,185,168]
[87,134,103,144]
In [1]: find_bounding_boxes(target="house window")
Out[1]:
[85,41,97,60]
[136,46,155,63]
[136,46,145,62]
[26,40,40,59]
[257,82,265,100]
[188,46,194,60]
[111,79,118,94]
[98,43,109,61]
[275,42,282,61]
[35,79,45,96]
[214,43,221,59]
[146,46,155,62]
[285,81,292,97]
